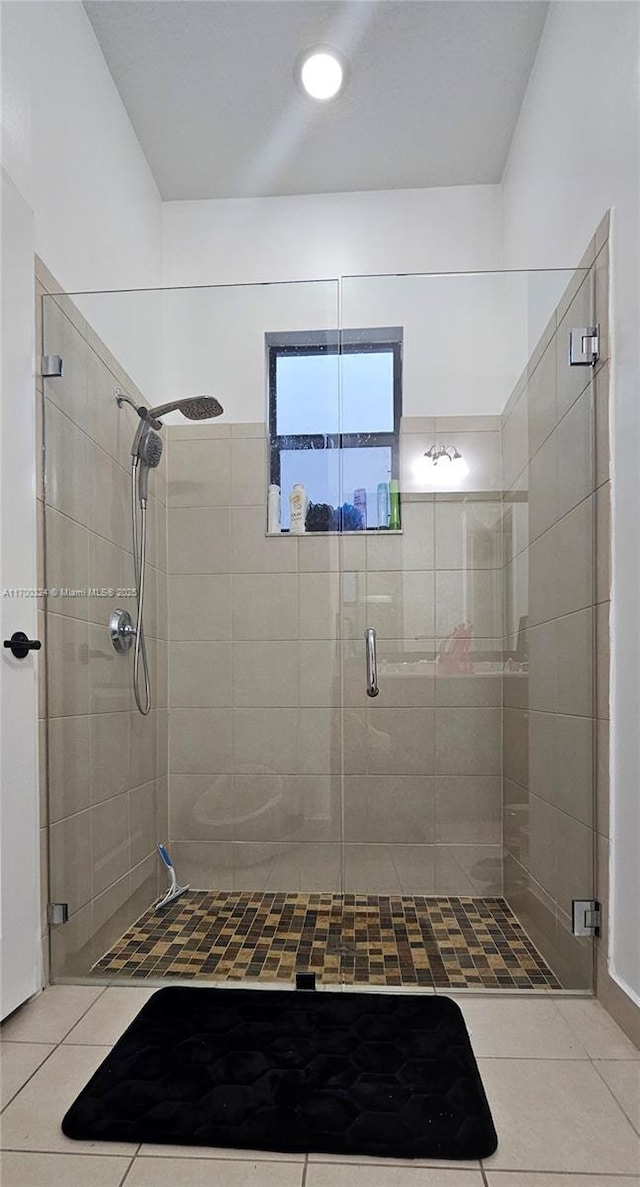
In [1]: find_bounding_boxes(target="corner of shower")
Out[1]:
[41,254,606,998]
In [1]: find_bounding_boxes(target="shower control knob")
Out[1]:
[3,631,42,660]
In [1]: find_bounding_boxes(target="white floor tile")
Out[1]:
[595,1060,640,1133]
[1,986,104,1044]
[0,1150,131,1186]
[450,997,587,1059]
[0,1044,137,1156]
[308,1154,481,1170]
[0,1043,55,1109]
[63,987,156,1045]
[139,1144,304,1161]
[554,999,639,1060]
[484,1176,639,1187]
[306,1166,483,1186]
[480,1058,640,1174]
[124,1155,304,1186]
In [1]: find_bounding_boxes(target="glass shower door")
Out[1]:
[337,268,597,991]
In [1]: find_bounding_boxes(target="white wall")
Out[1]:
[0,0,162,1006]
[503,1,640,1004]
[162,185,557,421]
[0,0,162,392]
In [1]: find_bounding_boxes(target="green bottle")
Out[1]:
[389,478,401,530]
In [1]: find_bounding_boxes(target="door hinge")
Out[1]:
[41,354,63,378]
[572,899,601,937]
[47,903,69,925]
[569,326,599,367]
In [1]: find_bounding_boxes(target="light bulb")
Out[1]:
[298,49,344,100]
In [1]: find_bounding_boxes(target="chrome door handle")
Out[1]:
[365,627,379,697]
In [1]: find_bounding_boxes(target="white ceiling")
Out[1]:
[84,0,548,201]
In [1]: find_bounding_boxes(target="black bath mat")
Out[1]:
[62,986,497,1161]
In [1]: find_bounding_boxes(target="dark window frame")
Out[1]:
[266,328,403,504]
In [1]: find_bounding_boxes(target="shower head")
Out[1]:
[116,390,224,430]
[139,427,163,468]
[147,396,224,424]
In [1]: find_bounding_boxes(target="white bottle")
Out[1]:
[267,484,281,534]
[289,483,308,534]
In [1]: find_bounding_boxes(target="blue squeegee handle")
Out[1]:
[157,843,173,870]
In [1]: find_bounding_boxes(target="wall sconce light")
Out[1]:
[413,445,469,487]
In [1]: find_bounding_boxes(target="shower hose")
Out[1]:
[131,459,152,715]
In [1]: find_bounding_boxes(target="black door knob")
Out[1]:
[3,631,42,660]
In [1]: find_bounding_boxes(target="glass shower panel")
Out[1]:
[338,268,596,990]
[44,278,342,983]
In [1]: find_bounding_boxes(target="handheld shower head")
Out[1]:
[147,395,224,422]
[135,425,163,504]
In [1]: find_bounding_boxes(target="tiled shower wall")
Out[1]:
[501,215,610,990]
[166,416,504,896]
[36,262,168,979]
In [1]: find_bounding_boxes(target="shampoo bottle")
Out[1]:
[267,484,281,534]
[389,478,401,530]
[289,483,308,534]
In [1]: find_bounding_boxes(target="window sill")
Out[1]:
[265,530,403,537]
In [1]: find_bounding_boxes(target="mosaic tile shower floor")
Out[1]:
[93,893,562,989]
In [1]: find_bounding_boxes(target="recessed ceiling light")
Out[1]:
[296,48,345,101]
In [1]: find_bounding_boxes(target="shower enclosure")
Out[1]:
[41,261,603,993]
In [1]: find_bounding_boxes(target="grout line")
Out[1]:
[118,1154,138,1187]
[590,1059,640,1137]
[301,1153,309,1186]
[0,1045,59,1116]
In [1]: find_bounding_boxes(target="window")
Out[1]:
[266,327,402,531]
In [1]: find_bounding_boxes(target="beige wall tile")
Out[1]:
[43,298,88,433]
[527,335,556,458]
[231,505,297,572]
[88,622,132,714]
[596,600,610,719]
[231,437,267,506]
[502,389,529,491]
[46,614,90,717]
[48,715,91,823]
[91,873,132,965]
[596,717,610,839]
[299,571,340,639]
[44,400,89,526]
[89,711,131,804]
[367,500,435,571]
[343,775,436,843]
[168,708,232,775]
[49,811,92,913]
[441,844,502,894]
[168,574,232,641]
[343,706,435,776]
[45,509,90,620]
[528,431,558,542]
[233,640,300,707]
[435,570,501,639]
[596,481,611,602]
[91,792,130,897]
[528,608,593,718]
[233,841,341,893]
[555,812,594,918]
[504,778,529,867]
[435,776,501,844]
[343,843,435,895]
[232,573,299,640]
[528,710,593,826]
[170,773,339,843]
[169,641,232,707]
[435,672,501,708]
[129,781,158,867]
[556,273,594,421]
[594,361,610,488]
[87,440,129,550]
[299,641,340,707]
[343,638,435,709]
[128,709,160,792]
[167,438,231,507]
[435,707,501,775]
[168,507,230,573]
[233,707,339,776]
[555,385,594,519]
[434,500,502,570]
[298,534,340,572]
